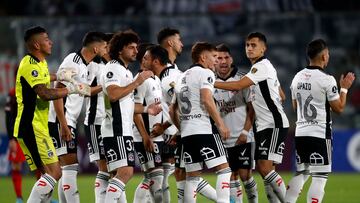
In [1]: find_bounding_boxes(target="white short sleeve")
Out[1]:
[134,76,148,104]
[199,69,215,91]
[103,63,126,88]
[245,64,267,84]
[290,77,297,100]
[325,76,340,101]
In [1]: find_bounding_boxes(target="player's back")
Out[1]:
[175,65,214,137]
[291,66,339,139]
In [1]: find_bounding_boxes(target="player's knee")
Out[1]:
[116,167,133,183]
[174,167,186,181]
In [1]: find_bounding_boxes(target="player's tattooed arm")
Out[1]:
[33,84,68,101]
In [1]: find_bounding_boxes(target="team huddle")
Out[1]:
[13,26,355,203]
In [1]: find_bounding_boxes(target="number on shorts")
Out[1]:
[126,139,133,151]
[153,143,159,153]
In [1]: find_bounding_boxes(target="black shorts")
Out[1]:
[134,141,164,171]
[295,136,332,173]
[103,135,135,172]
[162,134,176,160]
[227,142,255,171]
[84,124,105,162]
[174,136,185,169]
[254,128,288,164]
[182,133,227,172]
[48,122,78,156]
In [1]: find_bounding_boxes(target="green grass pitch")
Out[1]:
[1,172,359,202]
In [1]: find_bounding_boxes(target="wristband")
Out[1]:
[340,88,348,94]
[241,129,250,136]
[143,105,148,113]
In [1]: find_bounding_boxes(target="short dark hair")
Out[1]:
[157,27,180,44]
[147,45,169,65]
[24,26,47,42]
[307,39,328,60]
[136,42,155,62]
[82,31,107,47]
[104,33,114,42]
[216,43,231,54]
[109,30,140,60]
[247,32,267,45]
[191,42,217,64]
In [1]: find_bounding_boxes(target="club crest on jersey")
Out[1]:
[207,77,214,84]
[31,70,39,77]
[251,68,258,74]
[128,152,135,162]
[107,71,113,78]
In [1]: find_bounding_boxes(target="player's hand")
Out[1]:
[235,134,247,145]
[135,71,153,86]
[66,82,91,96]
[60,124,72,142]
[8,139,18,154]
[147,102,162,116]
[168,134,178,146]
[150,123,165,138]
[218,123,230,140]
[340,72,355,90]
[75,83,91,96]
[57,68,77,82]
[143,136,154,152]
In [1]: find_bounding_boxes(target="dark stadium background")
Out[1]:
[0,0,359,202]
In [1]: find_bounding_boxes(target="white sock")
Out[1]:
[244,177,258,203]
[162,163,174,203]
[307,174,328,203]
[264,170,286,202]
[134,174,151,203]
[57,177,66,203]
[285,173,309,203]
[105,177,126,203]
[120,192,127,203]
[230,179,243,203]
[62,164,80,203]
[27,173,57,203]
[197,177,217,201]
[176,180,185,203]
[216,167,232,203]
[149,169,164,203]
[264,182,280,203]
[95,171,110,203]
[184,176,200,203]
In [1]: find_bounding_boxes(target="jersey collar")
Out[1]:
[159,65,175,80]
[189,63,206,69]
[116,58,126,68]
[254,56,266,65]
[216,66,238,81]
[27,53,40,63]
[76,50,89,66]
[306,65,323,70]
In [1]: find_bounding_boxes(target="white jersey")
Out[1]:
[214,68,254,147]
[245,57,289,131]
[48,52,88,128]
[133,74,163,142]
[290,66,339,139]
[84,61,106,126]
[174,65,215,137]
[101,59,134,138]
[159,65,183,135]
